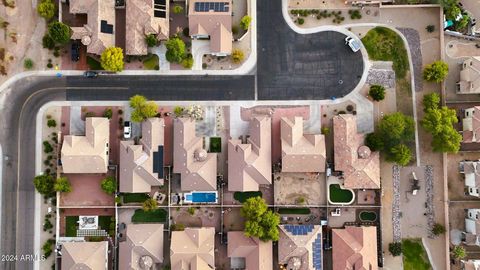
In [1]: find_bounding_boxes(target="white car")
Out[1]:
[345,36,361,52]
[123,121,131,139]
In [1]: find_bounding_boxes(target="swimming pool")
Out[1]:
[184,191,218,204]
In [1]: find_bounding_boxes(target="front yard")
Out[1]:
[402,239,432,270]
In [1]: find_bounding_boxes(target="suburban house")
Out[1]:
[61,241,108,269]
[125,0,169,55]
[462,106,480,143]
[170,227,215,269]
[462,259,480,270]
[332,226,378,270]
[227,231,273,270]
[464,209,480,246]
[119,224,164,269]
[457,57,480,94]
[333,114,380,189]
[69,0,116,55]
[188,0,233,56]
[119,118,165,193]
[460,160,480,197]
[228,116,271,191]
[278,225,323,270]
[61,117,110,174]
[173,118,217,191]
[280,116,326,173]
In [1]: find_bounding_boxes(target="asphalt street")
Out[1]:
[0,1,365,269]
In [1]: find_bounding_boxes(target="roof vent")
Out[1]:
[194,149,208,162]
[139,255,153,269]
[358,145,371,159]
[287,256,302,270]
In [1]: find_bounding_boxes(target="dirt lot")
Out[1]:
[274,172,326,205]
[60,173,115,206]
[447,152,480,201]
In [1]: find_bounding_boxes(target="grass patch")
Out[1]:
[209,137,222,153]
[86,56,103,70]
[361,27,409,79]
[121,193,150,203]
[131,209,167,223]
[98,216,112,230]
[234,191,262,203]
[65,216,78,237]
[143,54,159,70]
[359,211,377,221]
[329,184,354,203]
[278,208,311,215]
[402,239,432,270]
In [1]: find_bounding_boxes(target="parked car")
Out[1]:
[124,121,131,139]
[83,71,98,78]
[345,36,361,52]
[71,42,80,62]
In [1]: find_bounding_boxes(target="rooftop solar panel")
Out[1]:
[153,145,164,178]
[194,2,229,12]
[100,20,113,34]
[154,10,166,18]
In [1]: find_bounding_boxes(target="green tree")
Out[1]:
[452,245,466,259]
[47,119,56,127]
[103,108,113,119]
[181,55,194,69]
[378,112,415,144]
[145,34,157,47]
[24,58,34,70]
[173,5,184,14]
[54,176,72,193]
[174,106,184,117]
[387,144,411,166]
[241,197,279,242]
[457,13,470,30]
[421,102,461,153]
[165,37,186,63]
[422,93,441,112]
[37,0,55,20]
[389,242,402,256]
[232,49,245,64]
[129,95,158,122]
[240,15,252,30]
[445,4,461,20]
[100,47,124,72]
[142,198,158,212]
[43,141,54,153]
[42,34,55,49]
[130,95,147,109]
[241,196,268,221]
[368,85,386,101]
[365,132,384,151]
[101,176,117,194]
[432,223,446,236]
[34,174,55,195]
[48,21,71,44]
[431,127,462,153]
[423,61,449,83]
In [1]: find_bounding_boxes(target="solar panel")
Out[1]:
[194,2,229,12]
[312,233,322,270]
[154,10,166,18]
[100,20,113,34]
[153,145,164,178]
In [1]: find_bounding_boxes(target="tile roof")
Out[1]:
[119,224,164,269]
[228,116,271,191]
[458,57,480,94]
[332,226,378,270]
[61,117,109,174]
[281,117,326,173]
[173,118,217,191]
[120,118,165,193]
[170,227,215,270]
[333,114,380,189]
[461,160,480,191]
[62,241,108,270]
[227,231,272,270]
[462,107,480,143]
[278,225,322,270]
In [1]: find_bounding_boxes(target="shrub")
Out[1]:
[42,241,53,258]
[54,176,72,193]
[142,198,158,212]
[145,34,157,47]
[47,119,56,128]
[48,21,71,44]
[432,223,445,236]
[187,207,196,215]
[46,63,53,69]
[321,127,330,135]
[43,218,53,231]
[240,15,252,30]
[34,174,55,196]
[181,55,194,69]
[103,108,113,119]
[171,223,185,231]
[37,0,55,20]
[231,49,245,64]
[232,25,239,35]
[452,245,466,259]
[297,18,305,25]
[24,58,34,70]
[101,176,117,194]
[84,111,96,118]
[389,242,402,256]
[174,106,184,117]
[369,85,386,101]
[43,141,53,153]
[100,47,124,72]
[173,5,183,14]
[165,36,186,63]
[426,25,435,32]
[423,61,449,83]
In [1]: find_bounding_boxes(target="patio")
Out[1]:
[60,173,115,207]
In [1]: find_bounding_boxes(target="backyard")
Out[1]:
[233,191,262,203]
[209,137,222,153]
[402,239,432,270]
[121,193,150,203]
[329,184,354,203]
[65,216,78,237]
[131,209,167,223]
[359,211,377,221]
[278,208,311,215]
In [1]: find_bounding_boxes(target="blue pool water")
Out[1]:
[185,192,217,203]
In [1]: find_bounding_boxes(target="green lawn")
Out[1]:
[359,211,377,221]
[402,239,432,270]
[98,216,113,230]
[361,27,409,79]
[143,54,159,70]
[278,208,311,215]
[131,209,167,223]
[122,193,150,203]
[65,216,78,237]
[234,191,262,203]
[209,137,222,153]
[329,184,354,203]
[86,56,103,70]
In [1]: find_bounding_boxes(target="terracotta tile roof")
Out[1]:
[227,232,272,270]
[228,117,271,191]
[462,107,480,143]
[119,224,164,269]
[281,117,326,172]
[188,0,232,55]
[458,57,480,94]
[120,118,165,193]
[61,117,109,174]
[461,160,480,191]
[278,225,322,270]
[332,226,378,270]
[170,227,215,270]
[62,241,108,270]
[69,0,115,55]
[173,118,217,191]
[333,114,380,189]
[125,0,169,55]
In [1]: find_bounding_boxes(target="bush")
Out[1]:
[174,106,184,117]
[100,47,124,72]
[142,198,158,212]
[43,141,53,153]
[34,174,55,196]
[42,241,53,258]
[47,119,56,128]
[232,25,239,35]
[187,207,196,215]
[84,111,96,118]
[46,63,53,69]
[369,85,386,101]
[387,144,411,166]
[103,108,113,119]
[37,0,55,20]
[54,176,72,193]
[101,176,117,194]
[173,5,183,14]
[129,95,158,122]
[165,36,186,63]
[43,218,53,231]
[145,34,157,47]
[48,21,71,44]
[24,58,34,70]
[240,15,252,30]
[365,133,384,151]
[389,242,402,256]
[231,49,245,64]
[426,25,435,33]
[181,55,194,69]
[452,245,466,259]
[182,27,189,37]
[321,127,330,135]
[297,18,305,25]
[432,223,445,236]
[423,61,449,83]
[171,223,185,231]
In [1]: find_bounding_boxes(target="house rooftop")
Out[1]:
[119,224,164,270]
[61,117,110,174]
[227,231,272,270]
[281,117,326,173]
[62,241,108,270]
[278,225,323,270]
[228,116,271,191]
[332,226,378,270]
[170,227,215,270]
[458,57,480,94]
[463,107,480,143]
